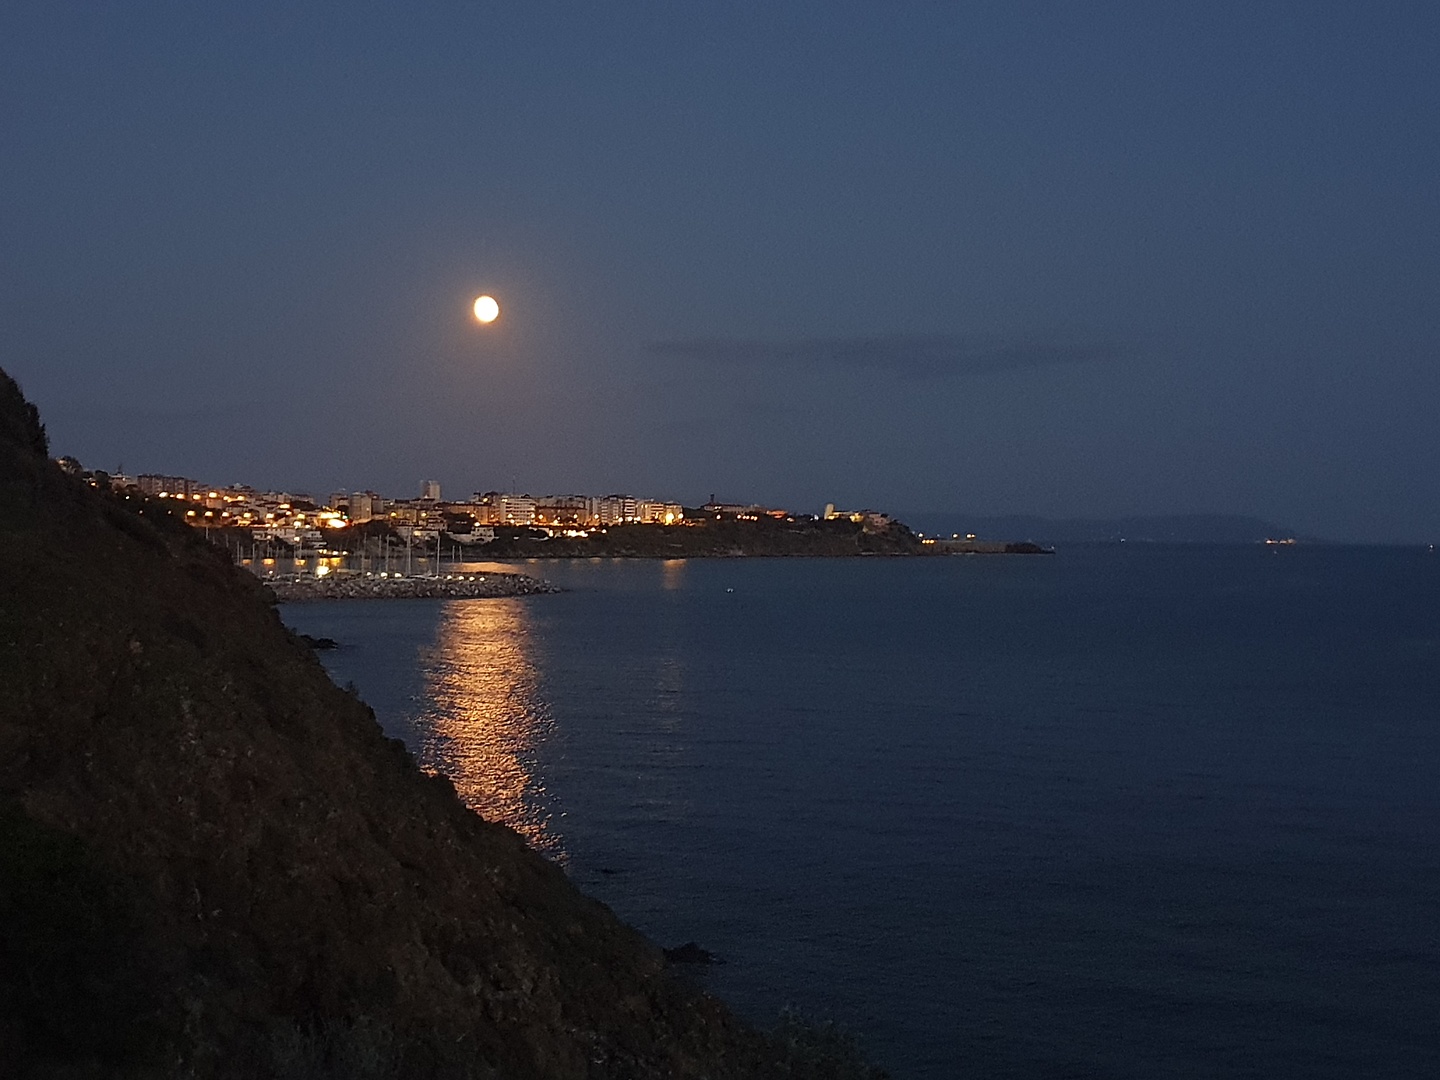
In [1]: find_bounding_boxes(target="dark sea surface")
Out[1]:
[279,546,1440,1079]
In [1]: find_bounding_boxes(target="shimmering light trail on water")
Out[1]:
[416,598,562,857]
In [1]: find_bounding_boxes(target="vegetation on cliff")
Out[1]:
[0,370,884,1079]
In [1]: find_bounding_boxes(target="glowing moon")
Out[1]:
[473,295,500,323]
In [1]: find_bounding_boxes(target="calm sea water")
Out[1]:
[280,546,1440,1079]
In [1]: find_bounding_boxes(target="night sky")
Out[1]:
[5,3,1438,542]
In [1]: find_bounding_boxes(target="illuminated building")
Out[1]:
[499,494,537,525]
[138,473,196,497]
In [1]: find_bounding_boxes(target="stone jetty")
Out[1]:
[264,571,560,602]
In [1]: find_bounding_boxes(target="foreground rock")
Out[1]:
[0,370,885,1079]
[664,941,724,965]
[267,571,560,603]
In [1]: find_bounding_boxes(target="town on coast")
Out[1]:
[58,463,1050,579]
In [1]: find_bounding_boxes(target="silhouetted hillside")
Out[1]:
[0,370,883,1079]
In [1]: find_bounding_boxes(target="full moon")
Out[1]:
[473,295,500,323]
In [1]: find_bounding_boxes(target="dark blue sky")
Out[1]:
[4,3,1437,541]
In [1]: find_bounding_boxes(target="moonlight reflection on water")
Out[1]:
[417,598,561,858]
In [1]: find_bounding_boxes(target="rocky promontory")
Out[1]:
[0,369,883,1078]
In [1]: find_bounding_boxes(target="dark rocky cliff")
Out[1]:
[0,370,880,1079]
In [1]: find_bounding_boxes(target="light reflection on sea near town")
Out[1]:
[413,597,562,859]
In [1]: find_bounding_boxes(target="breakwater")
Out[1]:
[265,571,559,602]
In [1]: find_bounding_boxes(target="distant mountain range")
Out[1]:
[901,513,1298,545]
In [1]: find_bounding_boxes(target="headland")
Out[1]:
[1,370,886,1077]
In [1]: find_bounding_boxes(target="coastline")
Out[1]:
[256,546,1054,604]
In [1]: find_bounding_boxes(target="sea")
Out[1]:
[278,545,1440,1079]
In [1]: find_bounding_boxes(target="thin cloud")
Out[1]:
[647,333,1124,379]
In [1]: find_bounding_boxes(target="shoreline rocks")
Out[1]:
[264,571,560,602]
[663,942,723,965]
